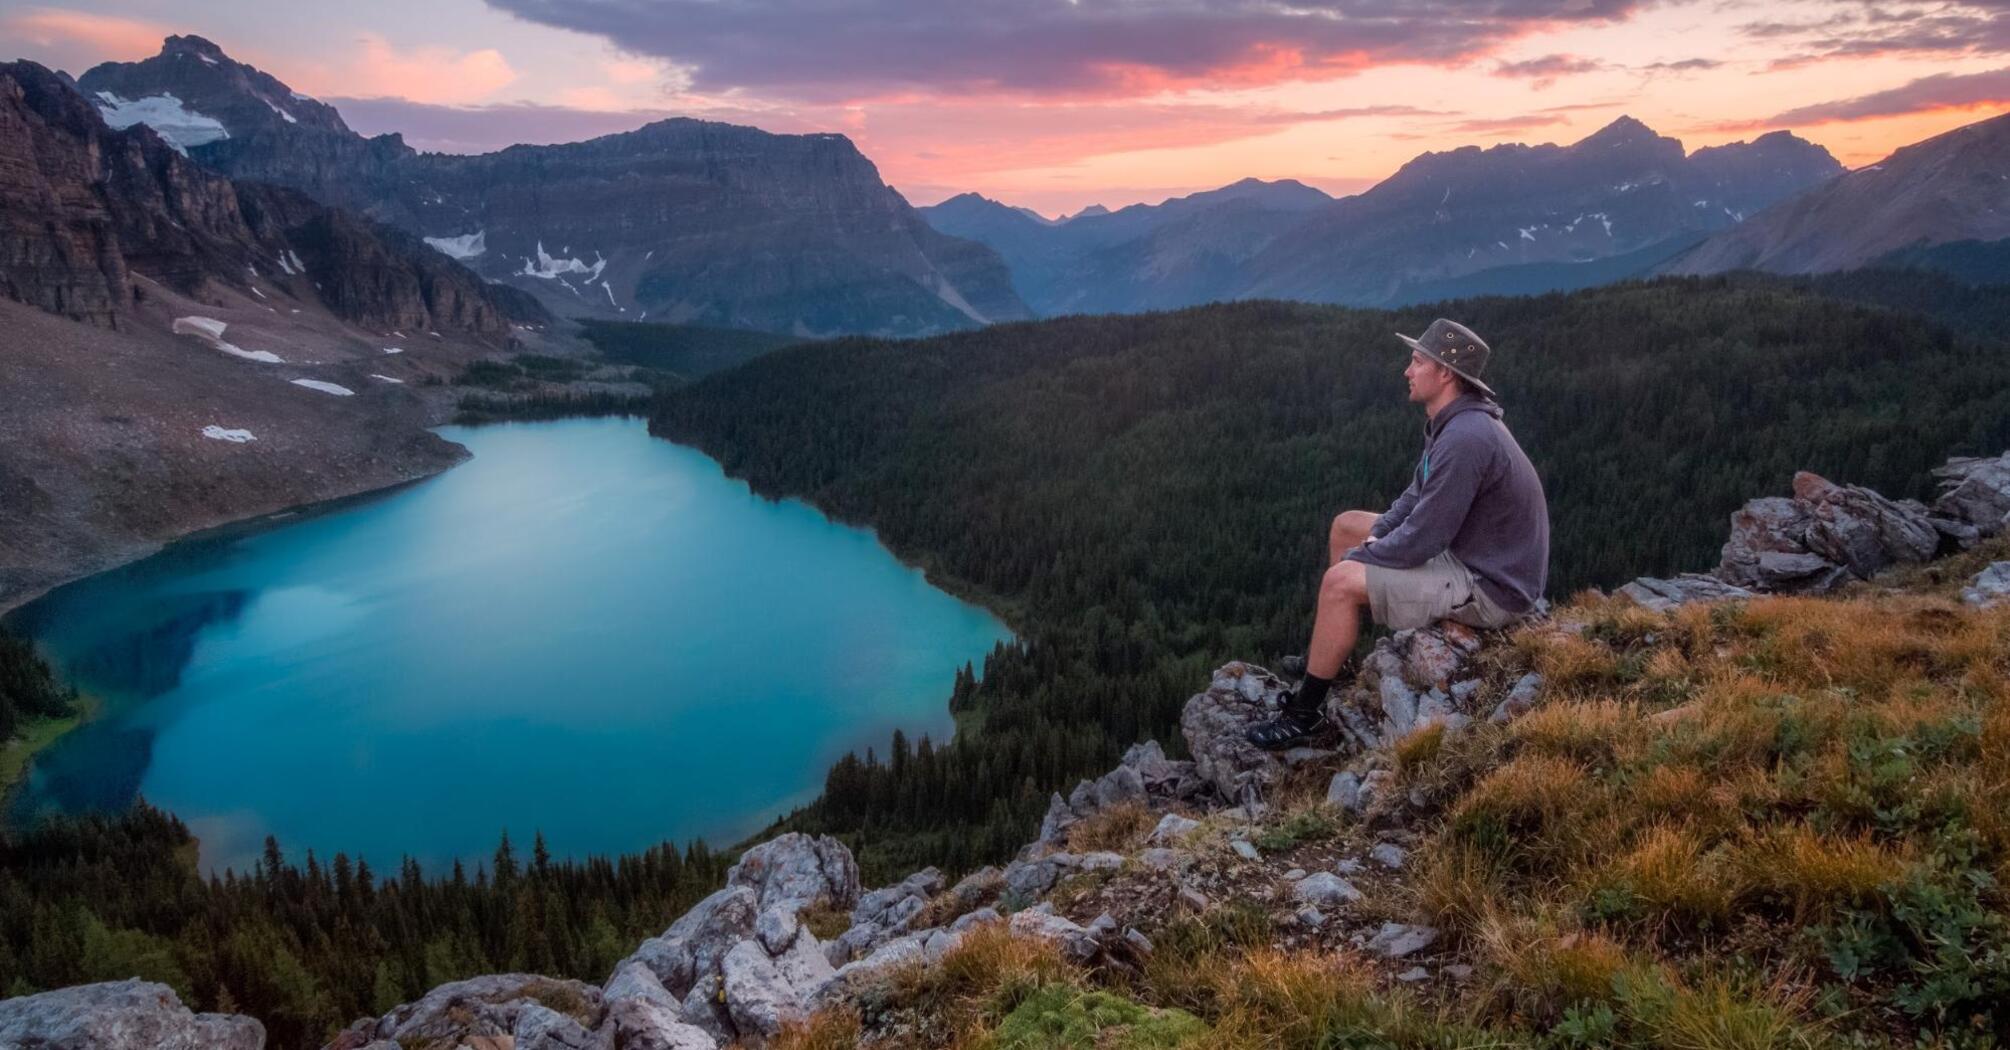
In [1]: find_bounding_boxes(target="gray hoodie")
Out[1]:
[1343,394,1549,614]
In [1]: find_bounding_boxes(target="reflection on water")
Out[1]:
[4,418,1010,874]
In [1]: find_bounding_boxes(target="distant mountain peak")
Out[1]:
[1066,205,1110,221]
[161,34,229,62]
[1573,114,1676,152]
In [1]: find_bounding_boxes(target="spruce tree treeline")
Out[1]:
[0,805,730,1048]
[652,275,2010,881]
[0,628,73,742]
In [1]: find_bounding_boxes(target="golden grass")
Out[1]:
[895,924,1079,1029]
[1393,722,1446,771]
[1727,826,1912,923]
[1063,801,1156,854]
[1599,824,1735,933]
[769,1008,864,1050]
[1469,906,1631,1017]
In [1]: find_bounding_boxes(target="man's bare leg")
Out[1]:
[1249,543,1374,749]
[1328,510,1378,566]
[1308,560,1370,678]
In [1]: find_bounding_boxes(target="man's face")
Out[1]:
[1404,351,1454,403]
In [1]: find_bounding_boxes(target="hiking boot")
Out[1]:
[1245,705,1321,751]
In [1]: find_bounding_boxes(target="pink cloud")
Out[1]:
[2,7,172,65]
[290,33,517,106]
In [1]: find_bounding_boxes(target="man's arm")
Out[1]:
[1345,424,1489,570]
[1371,477,1421,539]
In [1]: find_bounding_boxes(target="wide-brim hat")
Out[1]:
[1396,317,1495,399]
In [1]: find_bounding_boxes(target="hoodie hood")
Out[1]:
[1426,393,1501,439]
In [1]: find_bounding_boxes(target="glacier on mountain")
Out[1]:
[91,91,228,155]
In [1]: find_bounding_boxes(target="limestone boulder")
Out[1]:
[1618,574,1755,612]
[726,832,860,914]
[1934,452,2010,535]
[1964,562,2010,609]
[0,980,264,1050]
[336,974,601,1047]
[1179,661,1295,806]
[1794,473,1939,578]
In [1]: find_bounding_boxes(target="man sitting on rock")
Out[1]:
[1246,318,1550,751]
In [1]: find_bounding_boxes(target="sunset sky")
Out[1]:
[7,0,2008,215]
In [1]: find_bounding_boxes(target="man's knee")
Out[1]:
[1330,510,1378,547]
[1320,560,1369,604]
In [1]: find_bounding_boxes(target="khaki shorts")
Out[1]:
[1366,550,1519,631]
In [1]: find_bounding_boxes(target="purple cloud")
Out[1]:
[1492,52,1603,89]
[1745,1,2010,62]
[329,96,816,153]
[1757,66,2010,125]
[482,0,1649,100]
[1495,53,1604,77]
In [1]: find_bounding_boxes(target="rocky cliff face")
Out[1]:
[78,38,1030,337]
[1666,111,2010,276]
[0,59,563,614]
[14,448,1998,1048]
[0,59,537,335]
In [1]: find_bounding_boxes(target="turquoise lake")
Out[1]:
[4,417,1011,874]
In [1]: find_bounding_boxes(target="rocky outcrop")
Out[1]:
[1616,573,1755,612]
[0,979,263,1050]
[1934,452,2010,538]
[1034,739,1207,849]
[1965,563,2010,609]
[325,974,602,1049]
[1716,472,1940,594]
[1621,453,2006,611]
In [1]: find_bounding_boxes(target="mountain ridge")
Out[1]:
[75,37,1032,337]
[921,117,1841,315]
[1666,109,2010,276]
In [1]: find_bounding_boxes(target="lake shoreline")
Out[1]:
[5,417,1011,872]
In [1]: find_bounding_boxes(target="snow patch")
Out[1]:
[196,54,218,66]
[276,253,296,275]
[290,379,354,397]
[369,374,405,384]
[173,316,228,341]
[92,92,228,156]
[424,230,487,261]
[173,315,284,363]
[261,98,298,124]
[603,283,620,308]
[382,347,405,354]
[1518,226,1537,242]
[201,425,255,443]
[520,242,605,281]
[287,250,305,273]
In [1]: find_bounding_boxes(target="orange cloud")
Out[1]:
[290,33,517,106]
[2,7,170,62]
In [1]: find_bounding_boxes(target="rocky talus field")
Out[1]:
[5,451,2008,1049]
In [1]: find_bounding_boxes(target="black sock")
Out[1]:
[1287,672,1334,717]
